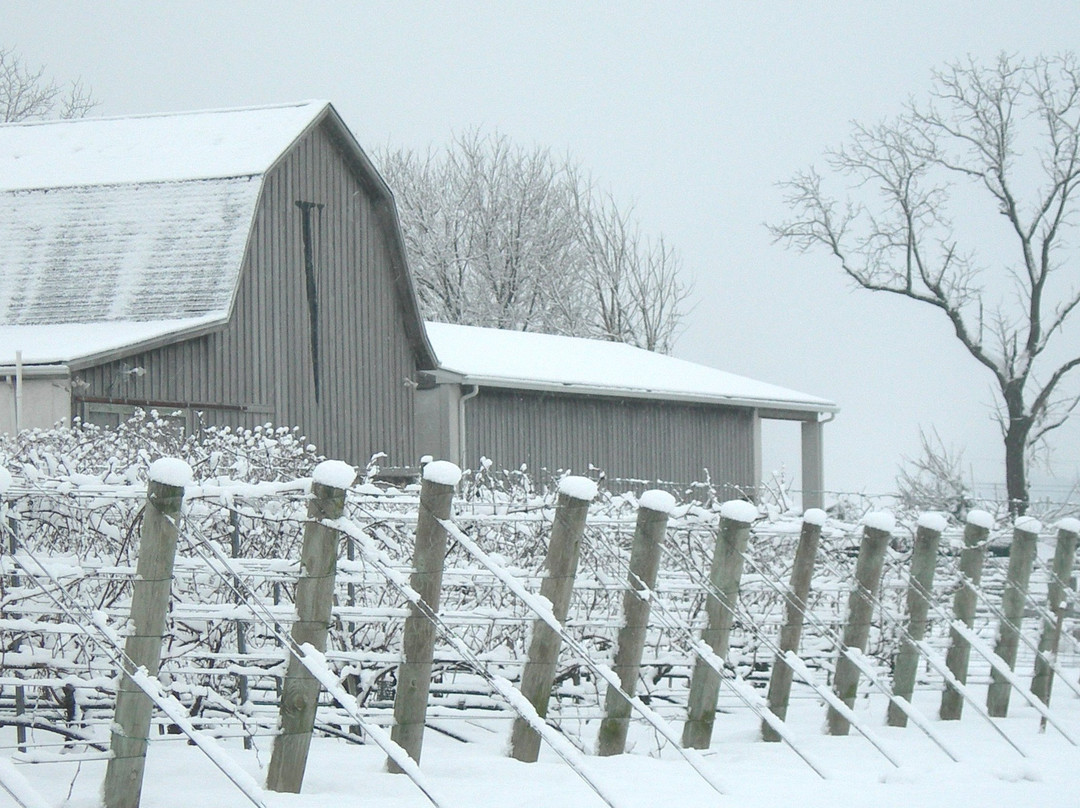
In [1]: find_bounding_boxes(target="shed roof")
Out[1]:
[425,321,838,416]
[0,102,436,369]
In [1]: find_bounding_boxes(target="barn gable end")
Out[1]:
[0,103,435,469]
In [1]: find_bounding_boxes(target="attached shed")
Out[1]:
[0,102,436,467]
[417,322,838,505]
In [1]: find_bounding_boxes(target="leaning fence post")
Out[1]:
[266,460,355,793]
[826,511,893,736]
[0,467,25,752]
[597,490,675,757]
[886,513,944,727]
[387,460,461,770]
[509,476,596,763]
[229,509,252,751]
[103,459,191,808]
[682,499,757,750]
[1032,518,1080,704]
[986,516,1042,717]
[939,510,992,720]
[762,508,825,742]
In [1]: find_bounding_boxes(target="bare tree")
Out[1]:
[772,53,1080,514]
[1,47,97,122]
[378,130,690,352]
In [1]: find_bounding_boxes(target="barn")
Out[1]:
[416,322,838,506]
[1,101,837,501]
[0,101,437,468]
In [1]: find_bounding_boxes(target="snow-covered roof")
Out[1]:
[0,101,327,191]
[0,102,329,366]
[424,322,838,415]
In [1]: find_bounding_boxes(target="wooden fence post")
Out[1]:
[939,510,992,720]
[103,459,191,808]
[682,500,757,750]
[266,460,355,793]
[387,461,461,770]
[596,490,675,757]
[986,516,1042,717]
[509,476,596,763]
[1031,518,1080,704]
[762,509,825,741]
[826,511,893,736]
[229,510,253,751]
[0,467,25,752]
[886,513,944,727]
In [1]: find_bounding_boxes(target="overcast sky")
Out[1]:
[8,2,1080,500]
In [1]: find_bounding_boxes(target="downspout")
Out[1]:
[14,351,23,433]
[458,384,480,469]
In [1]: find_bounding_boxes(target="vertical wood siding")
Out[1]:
[76,123,420,466]
[465,389,756,493]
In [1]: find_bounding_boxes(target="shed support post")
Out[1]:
[509,484,593,763]
[762,512,823,741]
[597,494,672,756]
[939,513,991,720]
[827,516,892,736]
[682,502,755,749]
[266,466,351,793]
[800,420,825,511]
[103,463,188,808]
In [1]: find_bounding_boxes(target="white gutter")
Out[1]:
[453,374,840,416]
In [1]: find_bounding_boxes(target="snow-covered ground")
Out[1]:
[8,680,1079,808]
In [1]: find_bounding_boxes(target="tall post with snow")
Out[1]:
[104,459,191,808]
[1031,519,1080,705]
[597,490,675,757]
[986,516,1041,717]
[886,513,944,727]
[762,508,825,741]
[266,460,355,793]
[826,511,893,736]
[509,476,596,763]
[387,460,461,770]
[939,510,993,720]
[682,499,757,750]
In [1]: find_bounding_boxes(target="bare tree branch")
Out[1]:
[378,131,690,352]
[772,52,1080,513]
[1,47,98,122]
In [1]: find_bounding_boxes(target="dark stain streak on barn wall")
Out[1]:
[76,120,421,466]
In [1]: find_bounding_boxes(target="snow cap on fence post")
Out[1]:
[558,475,597,502]
[1014,515,1042,536]
[965,509,995,530]
[802,508,827,526]
[148,458,193,488]
[639,489,676,515]
[312,460,357,490]
[917,512,949,533]
[1057,517,1080,535]
[422,460,462,488]
[719,499,758,525]
[862,510,895,535]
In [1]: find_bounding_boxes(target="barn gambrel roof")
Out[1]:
[0,102,436,369]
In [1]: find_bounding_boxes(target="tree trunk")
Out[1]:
[1003,417,1030,517]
